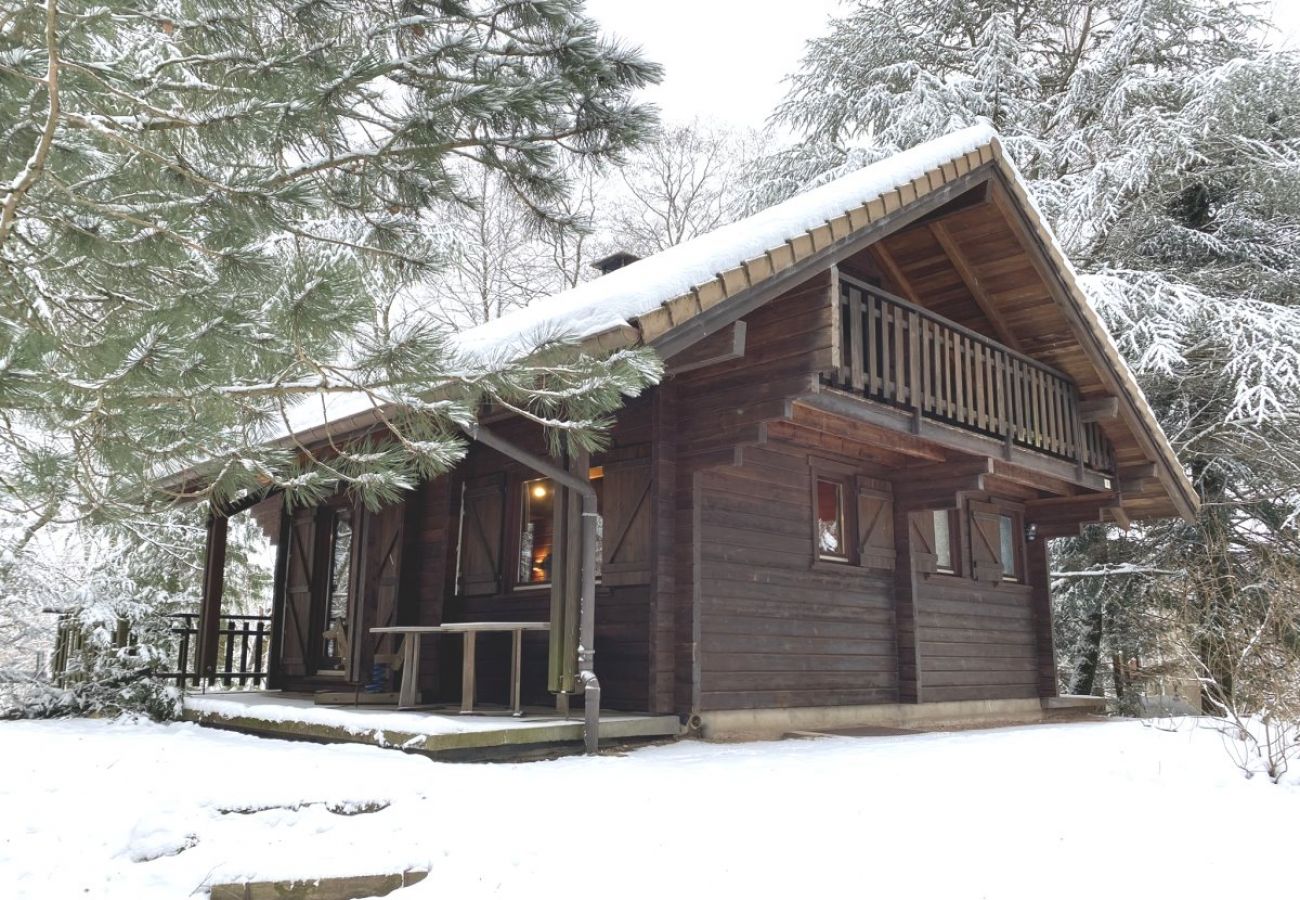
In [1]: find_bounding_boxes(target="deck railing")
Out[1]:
[832,274,1114,473]
[50,611,272,689]
[163,613,271,688]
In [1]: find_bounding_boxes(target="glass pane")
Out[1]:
[322,508,352,670]
[816,479,846,559]
[591,469,604,580]
[999,514,1017,578]
[519,478,555,584]
[933,510,952,571]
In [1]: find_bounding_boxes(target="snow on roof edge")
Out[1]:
[449,124,1000,363]
[263,125,998,446]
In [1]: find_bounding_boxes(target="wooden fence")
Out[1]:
[51,611,271,689]
[833,275,1114,472]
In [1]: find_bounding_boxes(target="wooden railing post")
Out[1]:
[196,513,228,687]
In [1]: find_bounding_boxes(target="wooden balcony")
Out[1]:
[829,273,1114,475]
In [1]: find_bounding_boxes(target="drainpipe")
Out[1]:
[463,423,602,754]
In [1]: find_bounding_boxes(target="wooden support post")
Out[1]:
[893,504,923,704]
[197,513,229,686]
[1026,537,1058,698]
[266,504,291,689]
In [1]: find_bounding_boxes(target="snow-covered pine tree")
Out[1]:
[762,0,1300,703]
[0,0,663,525]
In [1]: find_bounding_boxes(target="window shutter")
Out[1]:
[280,506,316,677]
[968,501,1005,584]
[459,476,505,596]
[601,458,652,586]
[857,488,896,570]
[908,510,939,574]
[364,500,406,664]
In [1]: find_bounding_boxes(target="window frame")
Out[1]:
[997,508,1025,583]
[508,467,606,593]
[932,507,961,576]
[515,475,557,590]
[810,459,858,567]
[310,495,359,678]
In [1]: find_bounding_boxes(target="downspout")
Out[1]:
[462,423,602,754]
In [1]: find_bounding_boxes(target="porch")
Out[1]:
[182,691,681,759]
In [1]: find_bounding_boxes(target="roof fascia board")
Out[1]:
[651,163,998,361]
[984,166,1198,520]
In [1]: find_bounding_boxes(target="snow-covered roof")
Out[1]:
[452,124,998,362]
[225,123,1198,520]
[279,125,998,443]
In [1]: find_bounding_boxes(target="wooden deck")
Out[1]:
[182,692,681,759]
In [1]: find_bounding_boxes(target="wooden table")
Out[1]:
[370,622,551,715]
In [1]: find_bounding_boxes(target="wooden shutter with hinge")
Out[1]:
[908,510,939,575]
[857,487,896,570]
[968,500,1005,585]
[363,500,406,667]
[280,506,316,677]
[600,457,652,586]
[459,476,505,596]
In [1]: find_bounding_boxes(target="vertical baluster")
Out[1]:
[973,341,987,431]
[1026,367,1040,448]
[177,614,191,689]
[893,302,906,406]
[849,287,864,393]
[879,302,893,400]
[1051,377,1064,456]
[920,319,933,414]
[907,310,921,413]
[222,618,234,688]
[866,292,879,395]
[951,332,961,426]
[238,620,250,687]
[253,619,266,688]
[941,319,951,413]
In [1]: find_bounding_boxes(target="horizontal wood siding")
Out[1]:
[914,577,1040,702]
[695,445,898,711]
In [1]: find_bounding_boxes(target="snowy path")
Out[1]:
[0,717,1293,899]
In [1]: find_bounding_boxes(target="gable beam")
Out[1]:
[1078,397,1119,422]
[650,164,998,361]
[869,242,922,304]
[929,220,1025,352]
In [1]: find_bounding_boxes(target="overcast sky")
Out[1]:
[584,0,1300,130]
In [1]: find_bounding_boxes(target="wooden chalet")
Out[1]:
[184,127,1197,752]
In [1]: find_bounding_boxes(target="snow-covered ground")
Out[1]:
[0,718,1293,899]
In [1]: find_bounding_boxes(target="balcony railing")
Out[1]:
[830,274,1114,473]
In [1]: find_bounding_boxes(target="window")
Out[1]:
[320,506,353,672]
[515,469,605,588]
[933,509,954,573]
[816,478,848,562]
[518,477,555,585]
[999,513,1020,580]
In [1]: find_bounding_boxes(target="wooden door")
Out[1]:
[280,507,316,677]
[459,475,505,596]
[360,500,406,676]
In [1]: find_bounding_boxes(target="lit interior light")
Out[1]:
[532,484,548,499]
